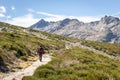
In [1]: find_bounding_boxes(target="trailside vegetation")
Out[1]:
[0,22,74,72]
[23,47,120,80]
[81,40,120,56]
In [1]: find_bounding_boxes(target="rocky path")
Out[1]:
[2,54,51,80]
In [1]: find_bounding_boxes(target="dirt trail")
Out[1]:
[2,54,51,80]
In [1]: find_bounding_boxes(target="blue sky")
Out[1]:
[0,0,120,27]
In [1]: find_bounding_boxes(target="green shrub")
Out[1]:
[60,74,79,80]
[47,75,59,80]
[56,68,74,75]
[81,40,120,56]
[34,69,56,78]
[111,70,120,80]
[20,56,28,61]
[22,76,38,80]
[35,64,54,71]
[75,70,88,77]
[25,47,120,80]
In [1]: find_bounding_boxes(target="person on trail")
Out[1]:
[37,45,45,62]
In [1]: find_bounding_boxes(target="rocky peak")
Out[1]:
[60,18,72,26]
[62,18,71,22]
[60,18,82,26]
[30,19,49,28]
[101,15,120,24]
[38,19,49,26]
[39,19,46,23]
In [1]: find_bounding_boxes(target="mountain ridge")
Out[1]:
[30,15,120,44]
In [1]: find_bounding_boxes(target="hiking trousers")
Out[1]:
[38,53,43,62]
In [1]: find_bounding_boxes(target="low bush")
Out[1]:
[81,40,120,56]
[23,47,120,80]
[20,56,28,61]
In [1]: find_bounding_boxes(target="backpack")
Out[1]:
[37,48,44,53]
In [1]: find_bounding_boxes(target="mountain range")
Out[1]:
[30,15,120,44]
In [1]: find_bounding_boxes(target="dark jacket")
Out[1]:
[37,47,44,54]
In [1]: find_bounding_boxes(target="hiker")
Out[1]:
[37,45,45,62]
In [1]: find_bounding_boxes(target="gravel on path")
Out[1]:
[2,54,51,80]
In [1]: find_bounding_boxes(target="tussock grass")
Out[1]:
[0,22,70,71]
[23,47,120,80]
[81,40,120,56]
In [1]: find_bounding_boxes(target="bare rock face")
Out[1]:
[30,15,120,44]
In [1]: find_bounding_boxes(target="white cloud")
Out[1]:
[11,6,15,10]
[36,11,66,21]
[27,8,35,12]
[69,16,100,22]
[36,12,64,18]
[0,6,6,18]
[29,10,100,22]
[7,14,39,27]
[0,6,6,13]
[0,13,5,17]
[6,16,11,19]
[6,9,100,28]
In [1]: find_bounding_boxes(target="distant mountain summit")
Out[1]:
[101,15,120,24]
[30,19,49,29]
[30,16,120,44]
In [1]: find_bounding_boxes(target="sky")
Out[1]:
[0,0,120,27]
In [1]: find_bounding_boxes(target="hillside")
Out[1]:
[23,46,120,80]
[1,21,120,80]
[0,21,77,73]
[30,15,120,44]
[21,35,120,80]
[80,40,120,56]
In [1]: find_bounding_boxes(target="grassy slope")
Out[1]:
[1,22,120,79]
[0,22,72,72]
[23,47,120,80]
[80,40,120,56]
